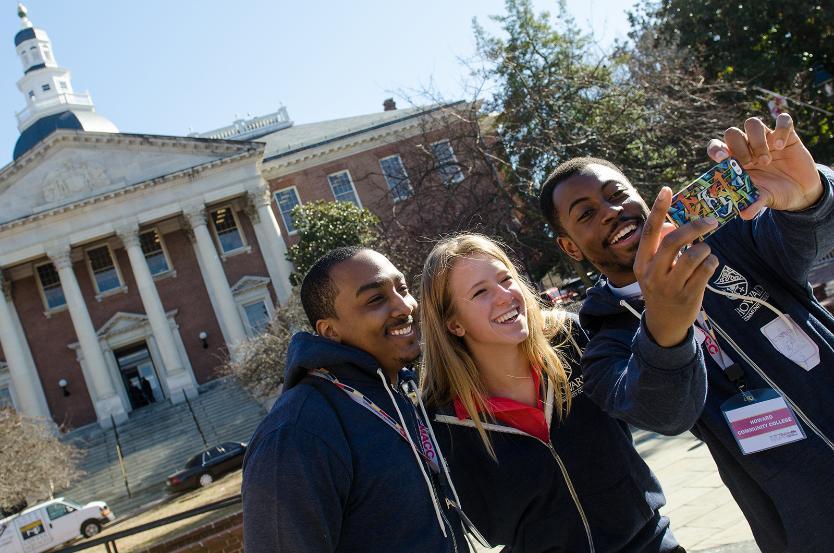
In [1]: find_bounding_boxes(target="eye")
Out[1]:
[609,189,626,201]
[368,295,384,305]
[577,207,594,222]
[501,275,513,284]
[471,289,486,299]
[398,284,410,295]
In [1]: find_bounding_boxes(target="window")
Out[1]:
[431,139,465,185]
[46,503,74,521]
[0,386,12,409]
[139,229,171,276]
[42,47,52,62]
[87,245,122,294]
[36,263,66,310]
[41,83,50,92]
[210,207,246,253]
[28,90,34,99]
[274,187,301,234]
[243,300,270,335]
[58,80,67,91]
[327,170,361,206]
[379,155,413,201]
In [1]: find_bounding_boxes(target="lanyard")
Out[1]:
[696,310,748,394]
[309,368,440,472]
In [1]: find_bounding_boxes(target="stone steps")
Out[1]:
[58,378,265,516]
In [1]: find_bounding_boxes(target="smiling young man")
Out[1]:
[539,114,834,553]
[242,247,465,553]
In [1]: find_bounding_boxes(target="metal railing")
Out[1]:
[52,495,241,553]
[15,92,93,125]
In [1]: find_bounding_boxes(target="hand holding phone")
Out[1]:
[666,158,759,238]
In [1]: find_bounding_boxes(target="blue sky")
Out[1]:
[0,0,636,164]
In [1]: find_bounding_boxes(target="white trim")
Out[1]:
[433,414,533,437]
[231,276,274,337]
[139,227,174,277]
[84,243,126,297]
[34,259,67,313]
[430,138,465,185]
[378,154,413,202]
[273,185,302,236]
[208,204,248,256]
[326,169,363,208]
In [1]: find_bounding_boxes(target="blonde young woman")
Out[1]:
[420,234,697,553]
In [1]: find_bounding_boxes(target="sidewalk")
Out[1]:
[474,430,759,552]
[634,430,759,552]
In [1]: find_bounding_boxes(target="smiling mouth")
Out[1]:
[493,307,520,324]
[388,324,413,337]
[606,220,641,247]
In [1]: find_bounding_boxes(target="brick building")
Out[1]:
[0,7,486,429]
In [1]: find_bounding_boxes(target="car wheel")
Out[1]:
[199,473,214,487]
[81,520,101,538]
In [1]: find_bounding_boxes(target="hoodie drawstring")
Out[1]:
[378,369,448,538]
[619,299,643,320]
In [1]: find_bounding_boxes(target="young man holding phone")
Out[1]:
[539,114,834,553]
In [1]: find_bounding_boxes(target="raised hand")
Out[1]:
[707,113,823,219]
[634,187,719,347]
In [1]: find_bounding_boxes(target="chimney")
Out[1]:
[383,98,397,111]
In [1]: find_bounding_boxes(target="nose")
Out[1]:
[390,290,415,318]
[600,201,623,224]
[494,283,515,306]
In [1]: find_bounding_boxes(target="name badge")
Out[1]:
[760,314,820,370]
[721,389,806,455]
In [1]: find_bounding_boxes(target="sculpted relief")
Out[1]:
[41,160,110,204]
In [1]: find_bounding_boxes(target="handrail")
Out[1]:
[51,494,242,553]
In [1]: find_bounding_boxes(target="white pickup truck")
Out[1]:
[0,498,114,553]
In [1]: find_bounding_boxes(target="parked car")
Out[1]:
[0,498,114,553]
[166,442,247,493]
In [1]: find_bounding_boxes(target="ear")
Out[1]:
[446,318,465,337]
[315,319,341,343]
[556,236,584,262]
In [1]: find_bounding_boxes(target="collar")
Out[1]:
[607,280,642,298]
[453,367,549,442]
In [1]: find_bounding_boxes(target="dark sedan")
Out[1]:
[166,442,247,492]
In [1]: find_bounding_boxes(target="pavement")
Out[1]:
[475,430,760,552]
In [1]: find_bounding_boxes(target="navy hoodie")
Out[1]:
[579,166,834,553]
[431,316,700,552]
[242,332,465,553]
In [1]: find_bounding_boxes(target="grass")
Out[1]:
[81,469,243,552]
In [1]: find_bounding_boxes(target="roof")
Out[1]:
[13,110,118,159]
[260,102,465,161]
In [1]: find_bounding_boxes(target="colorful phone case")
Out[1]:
[666,158,759,238]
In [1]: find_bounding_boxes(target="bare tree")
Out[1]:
[0,409,82,514]
[223,288,309,400]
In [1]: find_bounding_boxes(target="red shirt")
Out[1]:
[453,368,550,443]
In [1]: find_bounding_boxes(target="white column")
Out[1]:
[117,225,196,401]
[245,188,293,305]
[46,243,126,426]
[0,272,50,419]
[182,204,248,355]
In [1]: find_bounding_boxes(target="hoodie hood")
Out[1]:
[284,332,382,390]
[579,278,643,335]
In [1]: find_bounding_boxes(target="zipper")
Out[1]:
[712,321,834,453]
[436,415,596,553]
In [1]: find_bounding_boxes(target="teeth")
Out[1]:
[494,308,519,323]
[389,324,412,336]
[611,223,637,245]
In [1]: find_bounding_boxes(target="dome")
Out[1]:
[13,110,119,159]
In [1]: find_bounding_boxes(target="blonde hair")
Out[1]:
[419,233,572,457]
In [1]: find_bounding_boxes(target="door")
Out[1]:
[116,344,165,410]
[44,502,78,544]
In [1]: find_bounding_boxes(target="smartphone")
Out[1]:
[666,158,759,238]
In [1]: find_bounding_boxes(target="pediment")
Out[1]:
[0,132,259,225]
[95,309,178,339]
[231,275,271,295]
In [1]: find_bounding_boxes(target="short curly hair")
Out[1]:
[300,246,368,329]
[538,157,625,236]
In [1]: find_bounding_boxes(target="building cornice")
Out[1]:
[260,101,470,178]
[0,135,265,233]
